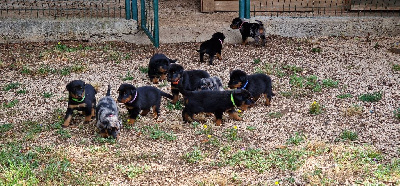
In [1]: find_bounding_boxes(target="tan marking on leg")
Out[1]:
[240,104,250,111]
[152,106,158,119]
[172,94,179,104]
[184,113,192,122]
[62,115,72,127]
[91,108,95,118]
[265,97,271,106]
[216,53,222,60]
[84,115,92,122]
[215,119,222,126]
[152,78,159,84]
[100,131,109,138]
[229,111,242,121]
[160,74,167,81]
[128,118,136,125]
[140,109,150,116]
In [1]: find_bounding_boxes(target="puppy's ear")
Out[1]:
[66,82,72,92]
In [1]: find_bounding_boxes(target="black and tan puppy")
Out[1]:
[228,69,275,106]
[96,85,121,139]
[197,32,226,65]
[182,89,253,126]
[148,53,177,84]
[230,17,266,46]
[117,84,172,125]
[167,63,210,103]
[63,80,97,127]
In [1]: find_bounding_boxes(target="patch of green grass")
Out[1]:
[3,82,21,91]
[309,101,323,115]
[23,121,44,140]
[322,79,339,88]
[166,101,183,110]
[191,121,200,129]
[55,42,89,52]
[21,66,32,74]
[121,71,134,81]
[359,91,382,102]
[140,125,176,141]
[2,99,19,108]
[394,108,400,120]
[289,74,305,88]
[344,104,363,117]
[157,80,169,88]
[56,128,71,139]
[246,126,256,131]
[183,147,204,164]
[196,124,212,135]
[286,132,306,146]
[139,66,149,74]
[311,47,322,53]
[282,65,303,74]
[392,64,400,72]
[269,112,283,118]
[60,67,71,76]
[0,123,13,133]
[93,136,117,144]
[338,130,358,141]
[336,93,353,99]
[42,92,53,98]
[38,65,56,75]
[225,126,240,141]
[253,58,261,64]
[118,164,149,179]
[16,89,27,94]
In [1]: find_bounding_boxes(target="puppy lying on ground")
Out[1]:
[167,63,210,103]
[198,76,224,91]
[96,85,121,139]
[228,69,275,106]
[148,53,177,84]
[230,17,266,46]
[117,84,172,125]
[63,80,97,127]
[197,32,226,65]
[182,89,253,126]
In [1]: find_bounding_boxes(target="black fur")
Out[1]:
[182,89,253,126]
[197,32,226,65]
[63,80,97,127]
[230,17,266,46]
[167,63,210,103]
[96,85,121,139]
[148,53,177,84]
[228,69,275,106]
[117,84,172,125]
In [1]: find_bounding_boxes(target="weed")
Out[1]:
[205,135,221,147]
[336,93,353,99]
[338,130,358,141]
[139,66,149,74]
[392,64,400,72]
[305,75,321,92]
[253,58,261,64]
[309,101,322,115]
[166,101,183,110]
[359,91,382,102]
[0,123,13,133]
[197,124,212,135]
[56,128,72,139]
[282,65,303,74]
[121,71,134,81]
[394,108,400,120]
[21,66,32,74]
[246,126,256,131]
[118,164,149,179]
[3,82,21,91]
[269,112,283,118]
[192,121,200,129]
[42,92,53,98]
[16,89,27,94]
[286,132,306,146]
[311,47,321,53]
[184,147,204,163]
[157,80,169,88]
[322,79,339,88]
[93,136,117,144]
[3,99,19,108]
[60,67,71,76]
[141,125,176,141]
[225,126,240,141]
[345,104,363,117]
[289,74,305,88]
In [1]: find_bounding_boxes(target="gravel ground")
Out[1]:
[1,34,399,184]
[1,0,400,185]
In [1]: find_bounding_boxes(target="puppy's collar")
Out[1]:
[219,39,223,45]
[128,91,138,104]
[239,21,247,29]
[241,81,248,89]
[230,93,237,108]
[72,94,85,102]
[172,79,180,85]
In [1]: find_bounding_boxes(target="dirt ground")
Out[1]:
[0,0,400,185]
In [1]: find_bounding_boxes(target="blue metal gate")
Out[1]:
[126,0,159,48]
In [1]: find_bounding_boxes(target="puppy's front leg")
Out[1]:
[127,108,140,125]
[63,108,74,127]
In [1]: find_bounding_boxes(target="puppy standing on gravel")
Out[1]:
[167,63,210,103]
[197,32,226,65]
[228,69,275,106]
[117,84,173,125]
[63,80,97,127]
[96,85,121,139]
[230,17,266,46]
[148,53,177,84]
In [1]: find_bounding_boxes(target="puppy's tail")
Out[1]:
[160,91,173,100]
[255,20,263,26]
[106,85,111,97]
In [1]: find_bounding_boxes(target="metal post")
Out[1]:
[141,0,146,29]
[245,0,250,19]
[132,0,138,21]
[125,0,131,19]
[153,0,159,48]
[239,0,244,18]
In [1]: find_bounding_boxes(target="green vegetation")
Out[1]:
[337,93,353,99]
[393,64,400,72]
[121,71,134,81]
[359,91,382,102]
[309,101,323,115]
[2,99,19,108]
[338,130,358,141]
[140,125,176,141]
[3,82,21,91]
[286,132,306,146]
[166,101,183,110]
[183,147,204,164]
[394,108,400,120]
[139,66,149,74]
